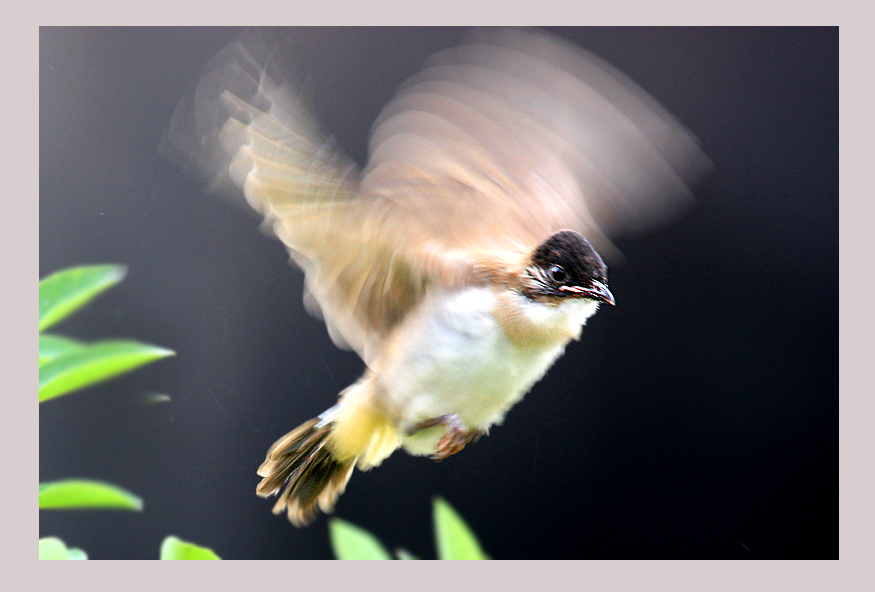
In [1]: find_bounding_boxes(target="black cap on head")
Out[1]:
[527,230,614,305]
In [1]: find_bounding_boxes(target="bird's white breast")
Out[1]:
[378,286,599,455]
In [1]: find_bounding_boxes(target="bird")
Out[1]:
[162,27,710,526]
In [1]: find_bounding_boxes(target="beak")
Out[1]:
[559,280,615,305]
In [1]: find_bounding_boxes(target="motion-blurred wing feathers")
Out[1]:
[163,28,709,365]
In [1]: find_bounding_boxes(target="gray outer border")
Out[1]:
[28,3,857,591]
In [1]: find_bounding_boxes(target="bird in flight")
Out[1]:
[163,28,709,526]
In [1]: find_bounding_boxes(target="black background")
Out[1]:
[39,27,837,559]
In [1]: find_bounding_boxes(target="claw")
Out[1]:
[407,414,485,461]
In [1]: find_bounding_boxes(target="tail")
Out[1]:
[256,378,400,526]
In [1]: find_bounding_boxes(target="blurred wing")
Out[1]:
[362,28,711,261]
[161,30,472,365]
[162,28,710,364]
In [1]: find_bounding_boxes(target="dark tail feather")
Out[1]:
[256,417,355,527]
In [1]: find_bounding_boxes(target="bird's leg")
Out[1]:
[407,414,486,461]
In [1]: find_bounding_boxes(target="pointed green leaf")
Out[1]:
[329,518,392,560]
[160,536,221,560]
[39,264,127,332]
[39,334,85,367]
[39,340,174,403]
[396,548,419,560]
[433,497,488,560]
[39,480,143,510]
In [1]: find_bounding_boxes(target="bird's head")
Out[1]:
[522,230,615,306]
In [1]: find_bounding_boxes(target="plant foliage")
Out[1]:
[39,264,214,559]
[329,497,488,560]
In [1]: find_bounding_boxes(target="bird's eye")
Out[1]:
[548,264,566,283]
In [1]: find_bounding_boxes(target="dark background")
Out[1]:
[39,27,838,559]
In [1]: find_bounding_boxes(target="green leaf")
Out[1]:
[67,548,88,560]
[39,480,143,510]
[39,340,174,403]
[433,497,488,560]
[329,518,392,560]
[39,334,85,367]
[39,264,127,332]
[39,537,70,560]
[396,548,419,560]
[160,536,221,560]
[39,537,87,560]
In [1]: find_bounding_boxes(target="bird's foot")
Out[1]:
[408,414,485,461]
